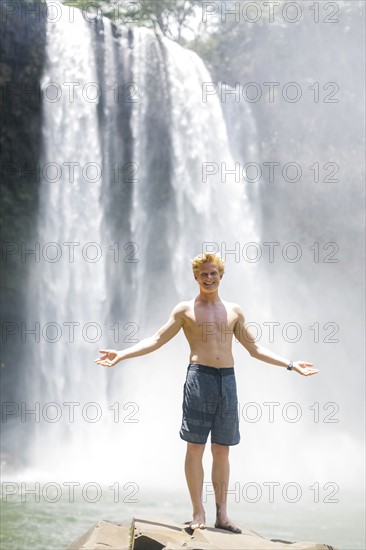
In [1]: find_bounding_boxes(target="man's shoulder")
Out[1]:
[222,300,243,313]
[171,299,194,316]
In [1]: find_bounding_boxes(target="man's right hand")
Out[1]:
[95,349,122,368]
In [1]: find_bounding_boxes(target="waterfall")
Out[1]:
[14,3,260,482]
[129,28,259,320]
[21,4,111,477]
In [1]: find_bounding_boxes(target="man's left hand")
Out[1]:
[293,361,319,376]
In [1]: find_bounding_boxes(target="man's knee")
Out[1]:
[186,442,205,457]
[211,443,229,459]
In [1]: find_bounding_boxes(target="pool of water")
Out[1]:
[0,484,364,549]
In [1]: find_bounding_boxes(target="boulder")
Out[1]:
[132,517,335,550]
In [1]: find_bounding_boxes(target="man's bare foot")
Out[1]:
[189,513,206,530]
[214,517,242,534]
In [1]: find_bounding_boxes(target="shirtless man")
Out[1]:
[95,253,319,533]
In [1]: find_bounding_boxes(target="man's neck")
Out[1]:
[197,290,221,304]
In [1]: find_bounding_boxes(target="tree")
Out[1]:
[131,0,203,42]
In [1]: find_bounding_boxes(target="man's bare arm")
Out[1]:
[233,305,319,377]
[95,303,185,367]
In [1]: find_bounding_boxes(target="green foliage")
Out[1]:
[62,0,203,42]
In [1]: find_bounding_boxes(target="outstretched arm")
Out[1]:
[233,305,319,377]
[95,303,185,367]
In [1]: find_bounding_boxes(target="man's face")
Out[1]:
[195,262,222,292]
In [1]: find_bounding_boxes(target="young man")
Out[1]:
[95,253,319,533]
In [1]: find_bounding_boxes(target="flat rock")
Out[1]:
[66,519,130,550]
[67,516,337,550]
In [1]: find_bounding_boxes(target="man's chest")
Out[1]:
[184,305,237,332]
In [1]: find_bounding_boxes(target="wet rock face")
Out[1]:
[0,0,46,403]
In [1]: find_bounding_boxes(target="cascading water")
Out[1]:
[15,3,261,483]
[129,28,259,320]
[22,4,111,477]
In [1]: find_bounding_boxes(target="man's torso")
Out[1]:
[180,298,239,368]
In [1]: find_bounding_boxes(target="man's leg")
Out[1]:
[211,443,242,533]
[184,442,206,529]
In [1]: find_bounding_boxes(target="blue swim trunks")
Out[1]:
[180,363,240,446]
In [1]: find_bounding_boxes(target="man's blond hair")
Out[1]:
[191,253,225,276]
